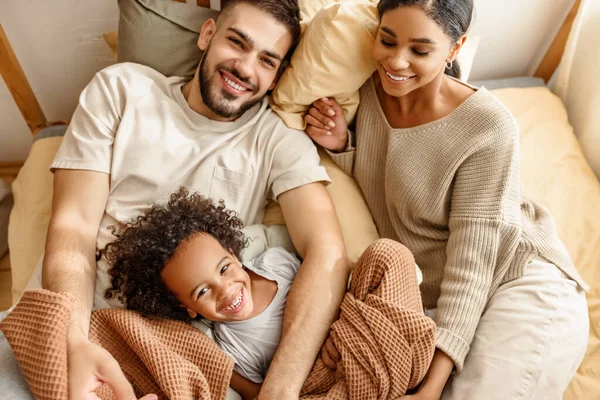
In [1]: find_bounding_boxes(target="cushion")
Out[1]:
[0,181,12,258]
[8,137,62,303]
[270,1,479,130]
[117,0,218,78]
[553,0,600,180]
[491,86,600,400]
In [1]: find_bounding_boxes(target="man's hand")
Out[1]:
[68,334,157,400]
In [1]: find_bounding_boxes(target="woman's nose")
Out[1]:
[388,50,410,71]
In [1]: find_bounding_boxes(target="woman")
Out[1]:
[305,0,589,399]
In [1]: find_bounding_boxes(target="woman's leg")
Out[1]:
[442,257,588,400]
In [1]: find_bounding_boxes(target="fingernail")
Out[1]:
[328,120,336,128]
[327,109,335,117]
[326,131,332,136]
[322,97,328,101]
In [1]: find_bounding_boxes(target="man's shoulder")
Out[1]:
[92,62,182,93]
[96,62,165,80]
[256,105,311,142]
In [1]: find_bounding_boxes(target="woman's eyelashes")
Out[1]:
[380,39,431,56]
[380,38,395,47]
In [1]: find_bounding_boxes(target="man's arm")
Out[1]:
[259,182,350,398]
[42,169,149,400]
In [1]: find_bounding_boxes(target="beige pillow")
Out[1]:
[491,87,600,400]
[8,137,62,303]
[117,0,218,78]
[270,1,479,130]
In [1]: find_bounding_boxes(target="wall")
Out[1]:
[469,0,576,81]
[0,0,577,161]
[0,0,119,162]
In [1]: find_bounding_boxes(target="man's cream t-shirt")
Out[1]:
[51,63,330,309]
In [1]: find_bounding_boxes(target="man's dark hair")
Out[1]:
[220,0,301,63]
[103,187,246,322]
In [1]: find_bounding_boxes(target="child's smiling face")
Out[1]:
[161,233,255,322]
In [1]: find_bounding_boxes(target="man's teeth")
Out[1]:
[224,291,243,311]
[387,72,412,82]
[224,75,248,92]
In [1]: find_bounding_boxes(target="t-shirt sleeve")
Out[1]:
[248,247,301,284]
[51,68,123,174]
[266,124,331,200]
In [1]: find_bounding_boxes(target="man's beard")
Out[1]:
[199,47,262,120]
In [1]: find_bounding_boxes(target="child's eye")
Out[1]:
[198,287,208,298]
[220,264,229,274]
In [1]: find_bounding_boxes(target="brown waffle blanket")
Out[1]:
[1,239,435,399]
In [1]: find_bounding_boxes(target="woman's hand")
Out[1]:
[320,332,341,369]
[304,98,348,152]
[403,350,454,400]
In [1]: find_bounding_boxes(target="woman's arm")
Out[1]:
[411,118,522,398]
[230,371,262,400]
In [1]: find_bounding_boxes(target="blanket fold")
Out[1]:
[1,239,435,400]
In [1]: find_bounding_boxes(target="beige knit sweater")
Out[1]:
[330,77,588,371]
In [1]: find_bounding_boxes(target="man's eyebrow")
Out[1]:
[189,256,229,299]
[228,27,253,47]
[227,27,283,62]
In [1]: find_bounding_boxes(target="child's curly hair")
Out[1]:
[103,187,246,322]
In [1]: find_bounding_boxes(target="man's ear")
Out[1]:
[198,18,218,51]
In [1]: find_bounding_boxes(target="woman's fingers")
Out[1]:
[304,112,327,130]
[306,124,332,140]
[313,99,337,120]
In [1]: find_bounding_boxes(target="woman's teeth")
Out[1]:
[224,75,248,92]
[387,72,412,82]
[224,290,243,311]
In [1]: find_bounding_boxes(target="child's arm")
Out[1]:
[230,371,262,400]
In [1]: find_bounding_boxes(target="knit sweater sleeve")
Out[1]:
[325,129,356,176]
[435,115,522,372]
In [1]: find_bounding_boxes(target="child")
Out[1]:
[103,187,300,400]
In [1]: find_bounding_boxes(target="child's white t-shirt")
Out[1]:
[213,247,301,383]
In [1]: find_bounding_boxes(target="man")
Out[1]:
[4,1,350,399]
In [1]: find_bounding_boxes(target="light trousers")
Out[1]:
[433,257,589,400]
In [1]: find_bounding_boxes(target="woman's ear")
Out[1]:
[448,34,468,62]
[197,18,218,51]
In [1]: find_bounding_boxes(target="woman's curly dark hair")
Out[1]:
[103,187,246,322]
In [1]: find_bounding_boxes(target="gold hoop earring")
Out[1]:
[445,60,453,70]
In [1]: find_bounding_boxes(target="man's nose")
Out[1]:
[234,54,254,80]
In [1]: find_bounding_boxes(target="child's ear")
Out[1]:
[186,308,198,319]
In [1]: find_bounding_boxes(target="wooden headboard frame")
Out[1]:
[0,0,581,174]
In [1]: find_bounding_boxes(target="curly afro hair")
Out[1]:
[103,187,246,322]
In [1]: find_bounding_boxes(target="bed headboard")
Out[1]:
[0,0,581,175]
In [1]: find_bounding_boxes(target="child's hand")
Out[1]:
[319,332,341,369]
[304,98,348,153]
